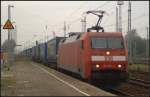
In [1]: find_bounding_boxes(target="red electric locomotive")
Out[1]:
[57,10,129,82]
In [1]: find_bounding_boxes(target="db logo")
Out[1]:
[105,56,112,61]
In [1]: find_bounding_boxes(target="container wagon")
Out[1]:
[46,37,65,68]
[39,42,47,64]
[32,46,36,61]
[34,44,40,62]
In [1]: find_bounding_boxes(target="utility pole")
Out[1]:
[146,26,149,57]
[116,7,119,32]
[127,1,132,63]
[81,18,83,32]
[117,1,124,32]
[8,5,14,40]
[81,16,86,32]
[13,25,17,60]
[14,25,17,44]
[134,40,136,57]
[68,24,70,33]
[83,16,86,32]
[45,24,47,42]
[7,5,14,69]
[53,31,56,38]
[32,34,37,46]
[64,21,66,37]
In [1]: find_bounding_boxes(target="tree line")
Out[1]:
[126,29,149,58]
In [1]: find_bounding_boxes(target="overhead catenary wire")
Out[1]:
[52,1,89,28]
[17,2,89,45]
[86,2,116,29]
[104,13,149,28]
[53,1,124,35]
[66,1,89,19]
[52,9,150,40]
[66,1,111,22]
[94,1,111,10]
[53,1,113,34]
[93,1,148,32]
[33,1,119,46]
[65,1,113,33]
[67,1,111,26]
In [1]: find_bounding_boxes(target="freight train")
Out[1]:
[21,10,129,82]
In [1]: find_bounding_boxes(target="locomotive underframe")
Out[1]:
[91,70,129,82]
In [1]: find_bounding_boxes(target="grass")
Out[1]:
[128,64,149,72]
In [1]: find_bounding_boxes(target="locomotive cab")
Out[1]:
[84,32,129,81]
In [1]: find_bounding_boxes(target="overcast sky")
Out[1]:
[1,1,149,50]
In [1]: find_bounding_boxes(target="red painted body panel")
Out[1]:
[58,41,81,73]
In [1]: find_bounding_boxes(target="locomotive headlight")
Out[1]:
[118,64,122,68]
[106,51,110,55]
[96,64,100,68]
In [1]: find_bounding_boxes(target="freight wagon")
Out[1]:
[31,37,65,67]
[27,48,32,57]
[39,43,47,63]
[32,46,36,60]
[34,44,40,62]
[46,37,65,68]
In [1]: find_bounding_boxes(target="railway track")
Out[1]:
[103,82,149,96]
[129,71,149,83]
[91,77,149,96]
[130,77,150,84]
[129,77,150,88]
[108,78,149,96]
[110,88,134,96]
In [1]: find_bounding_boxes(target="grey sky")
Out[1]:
[1,1,149,50]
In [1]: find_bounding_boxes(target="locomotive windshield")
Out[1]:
[91,37,124,49]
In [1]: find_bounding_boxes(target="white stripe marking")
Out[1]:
[91,56,105,61]
[112,56,126,61]
[31,63,90,96]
